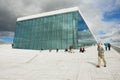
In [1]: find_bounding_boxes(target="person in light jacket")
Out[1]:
[96,43,107,68]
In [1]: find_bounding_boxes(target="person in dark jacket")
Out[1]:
[56,49,59,52]
[108,43,111,51]
[80,48,83,52]
[69,45,74,53]
[79,47,85,53]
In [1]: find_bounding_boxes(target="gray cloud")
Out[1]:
[40,0,80,12]
[99,30,120,44]
[0,0,17,31]
[0,31,14,36]
[0,0,81,33]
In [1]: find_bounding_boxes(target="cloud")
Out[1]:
[0,0,119,44]
[79,0,119,37]
[116,0,120,4]
[99,30,120,39]
[103,5,120,23]
[96,26,120,43]
[0,31,14,36]
[0,0,81,32]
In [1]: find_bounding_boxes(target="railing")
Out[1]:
[112,45,120,53]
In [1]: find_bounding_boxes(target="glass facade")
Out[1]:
[77,12,96,47]
[13,11,96,50]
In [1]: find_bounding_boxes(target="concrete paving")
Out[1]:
[0,44,120,80]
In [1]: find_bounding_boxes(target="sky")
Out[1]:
[0,0,120,44]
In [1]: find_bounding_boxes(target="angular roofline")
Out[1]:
[17,7,79,21]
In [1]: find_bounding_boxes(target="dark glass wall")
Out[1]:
[13,12,78,50]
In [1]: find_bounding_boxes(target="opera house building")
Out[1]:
[13,7,96,50]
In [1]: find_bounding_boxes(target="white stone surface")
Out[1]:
[0,44,120,80]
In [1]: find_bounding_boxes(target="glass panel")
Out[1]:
[77,12,97,47]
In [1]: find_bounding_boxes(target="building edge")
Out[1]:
[17,7,79,21]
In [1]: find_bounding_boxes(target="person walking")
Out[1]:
[80,48,83,52]
[108,43,111,51]
[104,43,108,51]
[56,49,59,52]
[79,47,85,53]
[96,43,107,68]
[69,45,74,53]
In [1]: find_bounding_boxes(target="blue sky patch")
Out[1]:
[0,36,13,43]
[103,5,120,23]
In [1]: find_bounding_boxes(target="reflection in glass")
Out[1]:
[77,12,96,47]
